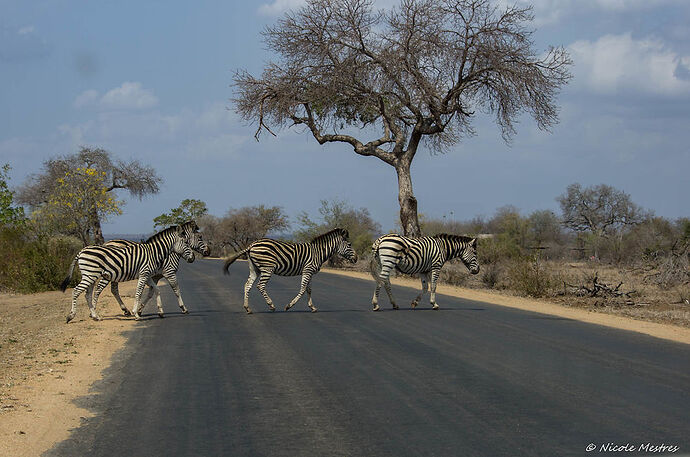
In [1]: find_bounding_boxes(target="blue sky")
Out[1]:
[1,0,689,234]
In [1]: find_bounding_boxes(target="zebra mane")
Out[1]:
[310,228,348,243]
[145,225,180,243]
[145,221,197,243]
[432,233,475,245]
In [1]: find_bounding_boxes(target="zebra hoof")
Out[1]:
[181,308,189,314]
[285,305,291,311]
[310,308,318,313]
[122,310,132,317]
[66,315,74,324]
[158,313,165,318]
[432,304,439,310]
[91,315,101,322]
[372,305,380,312]
[411,301,418,309]
[269,305,276,312]
[134,313,142,320]
[245,308,253,314]
[392,304,399,310]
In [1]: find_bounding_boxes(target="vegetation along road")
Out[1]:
[47,259,690,457]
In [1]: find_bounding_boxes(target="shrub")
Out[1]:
[439,263,469,286]
[506,255,556,298]
[481,262,503,289]
[0,226,82,293]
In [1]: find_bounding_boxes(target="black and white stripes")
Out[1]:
[223,228,357,313]
[370,233,479,311]
[61,225,194,322]
[104,221,210,317]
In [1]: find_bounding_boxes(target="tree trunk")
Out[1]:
[395,160,421,237]
[91,207,105,245]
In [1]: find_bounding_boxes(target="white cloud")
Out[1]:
[17,26,35,35]
[569,33,690,96]
[73,89,100,108]
[73,82,159,110]
[100,81,158,109]
[0,25,50,62]
[59,100,248,160]
[495,0,685,26]
[258,0,398,16]
[258,0,305,16]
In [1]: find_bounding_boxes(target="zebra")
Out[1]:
[104,221,210,318]
[60,225,194,323]
[369,233,479,311]
[222,228,357,314]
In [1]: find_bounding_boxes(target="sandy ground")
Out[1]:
[1,268,688,457]
[321,267,690,345]
[0,282,139,457]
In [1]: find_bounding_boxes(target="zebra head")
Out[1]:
[461,237,480,275]
[181,220,211,257]
[336,229,358,264]
[173,227,195,263]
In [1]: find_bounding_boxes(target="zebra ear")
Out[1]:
[471,238,477,249]
[342,229,349,239]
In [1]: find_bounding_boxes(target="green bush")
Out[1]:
[479,235,523,264]
[0,226,82,293]
[506,256,555,298]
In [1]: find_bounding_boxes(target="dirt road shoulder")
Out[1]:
[0,283,139,457]
[321,268,690,345]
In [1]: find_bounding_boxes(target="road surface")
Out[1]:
[47,259,690,457]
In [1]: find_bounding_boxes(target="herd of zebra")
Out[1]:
[61,221,480,322]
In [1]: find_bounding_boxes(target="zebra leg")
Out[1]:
[145,277,164,318]
[384,278,398,310]
[371,280,382,312]
[164,274,188,314]
[132,275,150,319]
[138,279,158,314]
[429,269,441,310]
[66,275,96,323]
[285,271,313,312]
[90,278,110,321]
[372,263,397,311]
[256,267,277,312]
[306,285,315,312]
[110,282,132,316]
[411,273,429,309]
[243,262,259,314]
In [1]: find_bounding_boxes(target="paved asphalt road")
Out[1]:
[47,259,690,457]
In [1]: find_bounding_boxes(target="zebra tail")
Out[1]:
[223,248,250,275]
[369,248,383,282]
[60,254,79,292]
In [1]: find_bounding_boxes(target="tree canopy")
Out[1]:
[234,0,572,235]
[557,183,646,238]
[295,199,381,256]
[153,199,209,229]
[31,167,123,245]
[200,205,290,254]
[0,164,25,227]
[18,146,162,244]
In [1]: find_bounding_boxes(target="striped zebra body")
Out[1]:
[370,233,479,311]
[223,228,357,313]
[104,221,210,317]
[61,226,194,323]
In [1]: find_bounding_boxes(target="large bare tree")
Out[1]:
[18,147,162,244]
[234,0,572,236]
